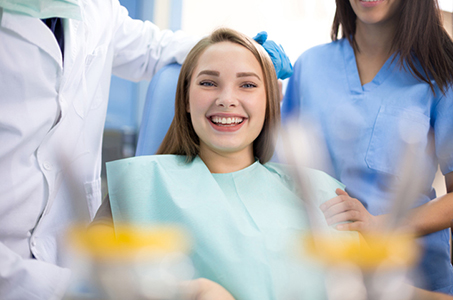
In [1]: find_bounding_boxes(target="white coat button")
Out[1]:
[31,240,36,247]
[43,162,52,170]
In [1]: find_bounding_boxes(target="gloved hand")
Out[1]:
[253,31,293,80]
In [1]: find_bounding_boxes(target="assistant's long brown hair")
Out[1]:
[157,28,281,163]
[331,0,453,95]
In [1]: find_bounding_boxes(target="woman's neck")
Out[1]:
[354,20,397,85]
[355,20,396,56]
[199,147,255,174]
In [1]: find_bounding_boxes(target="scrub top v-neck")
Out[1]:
[282,38,453,293]
[342,39,397,94]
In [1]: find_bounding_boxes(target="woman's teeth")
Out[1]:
[211,116,243,125]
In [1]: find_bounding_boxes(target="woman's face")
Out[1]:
[187,41,266,162]
[349,0,402,27]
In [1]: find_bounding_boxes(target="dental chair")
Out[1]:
[135,63,182,156]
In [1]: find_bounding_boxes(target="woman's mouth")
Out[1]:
[210,116,244,126]
[208,115,246,132]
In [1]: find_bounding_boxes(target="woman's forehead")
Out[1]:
[193,41,263,78]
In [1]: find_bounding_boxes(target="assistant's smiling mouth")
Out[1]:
[359,0,384,5]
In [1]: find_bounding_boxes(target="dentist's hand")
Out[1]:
[320,188,385,233]
[253,31,293,80]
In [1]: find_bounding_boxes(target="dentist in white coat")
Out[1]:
[0,0,198,299]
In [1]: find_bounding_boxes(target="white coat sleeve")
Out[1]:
[110,4,199,82]
[0,242,71,300]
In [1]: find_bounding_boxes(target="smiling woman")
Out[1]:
[184,41,267,173]
[157,28,280,170]
[92,28,358,300]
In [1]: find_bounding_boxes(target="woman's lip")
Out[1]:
[359,0,384,8]
[207,116,246,132]
[207,113,246,118]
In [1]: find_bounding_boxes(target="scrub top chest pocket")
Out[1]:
[365,105,431,176]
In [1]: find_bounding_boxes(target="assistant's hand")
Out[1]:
[320,188,385,233]
[184,278,235,300]
[253,31,293,80]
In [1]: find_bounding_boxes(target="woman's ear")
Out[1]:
[186,102,191,113]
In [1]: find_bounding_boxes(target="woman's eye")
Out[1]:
[199,81,215,87]
[241,83,257,88]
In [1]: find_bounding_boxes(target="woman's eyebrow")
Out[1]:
[196,70,262,81]
[196,70,220,77]
[237,72,261,81]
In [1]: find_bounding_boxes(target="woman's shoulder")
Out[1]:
[296,39,345,62]
[106,154,191,173]
[292,39,347,73]
[263,162,344,198]
[264,162,336,179]
[107,154,185,165]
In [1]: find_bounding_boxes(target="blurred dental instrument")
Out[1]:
[65,224,195,300]
[277,117,332,233]
[385,142,430,232]
[59,153,196,300]
[277,118,427,300]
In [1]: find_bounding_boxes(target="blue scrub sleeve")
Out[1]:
[433,87,453,175]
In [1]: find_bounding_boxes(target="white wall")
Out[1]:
[439,0,453,13]
[181,0,336,63]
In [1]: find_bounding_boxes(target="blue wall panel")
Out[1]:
[105,0,142,131]
[104,0,181,131]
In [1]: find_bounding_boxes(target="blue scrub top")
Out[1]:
[282,38,453,293]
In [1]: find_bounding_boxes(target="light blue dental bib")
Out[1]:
[0,0,82,20]
[107,155,350,300]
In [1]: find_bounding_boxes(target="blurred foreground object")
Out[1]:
[303,231,419,300]
[279,119,427,300]
[64,224,194,300]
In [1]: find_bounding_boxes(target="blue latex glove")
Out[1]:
[253,31,293,80]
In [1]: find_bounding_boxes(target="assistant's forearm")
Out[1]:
[413,286,453,300]
[405,192,453,236]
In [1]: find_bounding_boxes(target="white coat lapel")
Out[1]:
[1,9,63,68]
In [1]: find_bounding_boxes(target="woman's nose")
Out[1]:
[216,88,238,108]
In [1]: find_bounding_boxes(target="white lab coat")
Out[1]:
[0,0,197,298]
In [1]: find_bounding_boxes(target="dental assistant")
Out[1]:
[282,0,453,294]
[0,0,199,299]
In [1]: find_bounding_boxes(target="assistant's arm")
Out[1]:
[0,243,71,300]
[321,173,453,236]
[402,172,453,236]
[413,286,453,300]
[404,87,453,236]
